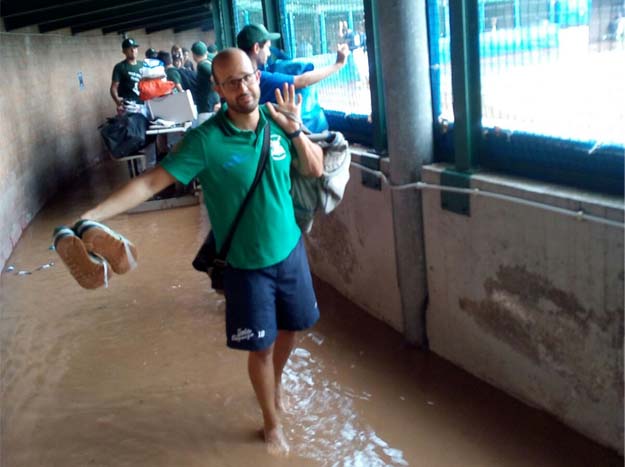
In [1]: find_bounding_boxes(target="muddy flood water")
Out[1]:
[1,162,621,467]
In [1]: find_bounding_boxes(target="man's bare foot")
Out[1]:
[264,425,290,456]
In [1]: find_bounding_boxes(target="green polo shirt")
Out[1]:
[112,60,144,103]
[196,59,219,113]
[160,104,301,269]
[165,67,182,85]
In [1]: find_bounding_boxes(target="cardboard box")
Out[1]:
[146,90,197,123]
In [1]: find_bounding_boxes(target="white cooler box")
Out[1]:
[146,90,197,123]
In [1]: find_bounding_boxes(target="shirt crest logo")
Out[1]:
[270,135,287,161]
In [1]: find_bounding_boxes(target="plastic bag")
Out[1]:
[139,79,175,101]
[140,59,165,79]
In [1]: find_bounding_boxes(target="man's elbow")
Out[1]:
[293,76,308,89]
[142,166,176,195]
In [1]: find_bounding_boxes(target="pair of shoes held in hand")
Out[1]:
[53,220,138,289]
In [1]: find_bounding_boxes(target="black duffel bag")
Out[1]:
[99,113,149,158]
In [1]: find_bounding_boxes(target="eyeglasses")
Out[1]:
[218,71,258,91]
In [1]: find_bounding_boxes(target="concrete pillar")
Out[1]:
[376,0,434,347]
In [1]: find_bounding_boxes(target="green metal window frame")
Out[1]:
[428,0,624,197]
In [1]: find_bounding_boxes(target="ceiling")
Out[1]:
[1,0,214,35]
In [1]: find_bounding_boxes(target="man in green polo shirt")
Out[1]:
[79,48,323,456]
[157,51,183,93]
[110,38,144,113]
[191,40,221,124]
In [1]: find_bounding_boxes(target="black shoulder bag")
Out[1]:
[192,123,271,292]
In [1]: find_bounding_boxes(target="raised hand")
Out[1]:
[265,83,302,134]
[336,43,350,65]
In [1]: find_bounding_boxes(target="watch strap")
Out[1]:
[286,127,302,139]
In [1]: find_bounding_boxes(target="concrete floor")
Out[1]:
[1,162,621,467]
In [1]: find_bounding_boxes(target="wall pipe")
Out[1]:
[350,162,625,230]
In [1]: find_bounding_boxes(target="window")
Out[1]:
[428,0,624,195]
[430,0,625,146]
[233,0,263,31]
[429,0,454,123]
[279,0,373,135]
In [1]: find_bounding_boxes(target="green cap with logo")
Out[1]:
[237,24,281,51]
[121,38,139,49]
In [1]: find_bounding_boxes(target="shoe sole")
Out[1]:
[75,221,138,275]
[54,230,112,289]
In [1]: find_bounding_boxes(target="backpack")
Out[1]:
[177,67,199,104]
[291,131,350,233]
[99,113,149,159]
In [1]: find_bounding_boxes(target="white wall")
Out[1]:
[309,157,623,453]
[421,163,624,453]
[306,162,404,333]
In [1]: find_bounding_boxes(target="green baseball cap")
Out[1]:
[191,41,208,56]
[237,24,281,51]
[121,38,139,49]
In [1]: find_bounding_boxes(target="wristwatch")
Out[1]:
[286,126,302,140]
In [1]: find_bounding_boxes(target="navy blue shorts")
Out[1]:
[223,237,319,351]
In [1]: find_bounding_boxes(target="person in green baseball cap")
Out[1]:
[191,40,220,124]
[110,38,144,113]
[236,24,281,51]
[236,23,349,110]
[207,43,218,61]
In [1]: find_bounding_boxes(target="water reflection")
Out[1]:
[283,346,408,466]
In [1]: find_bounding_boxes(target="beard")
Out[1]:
[227,91,259,114]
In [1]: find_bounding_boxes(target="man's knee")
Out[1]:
[276,330,297,347]
[250,344,274,361]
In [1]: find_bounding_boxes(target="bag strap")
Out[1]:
[216,123,271,264]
